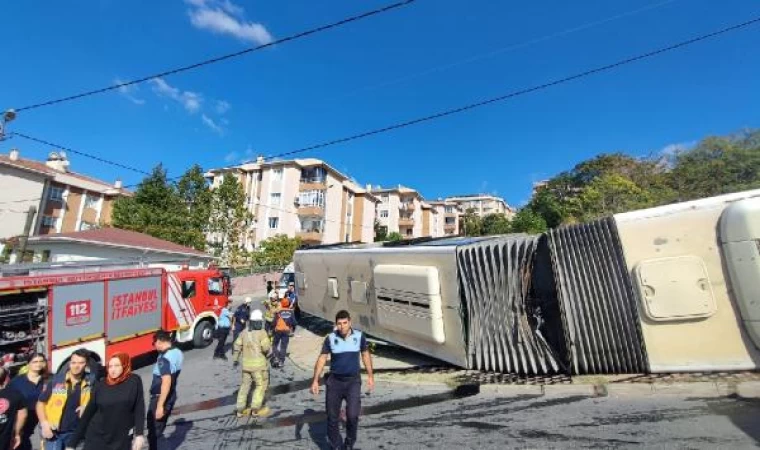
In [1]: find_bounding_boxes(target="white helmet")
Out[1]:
[244,297,252,304]
[250,309,264,321]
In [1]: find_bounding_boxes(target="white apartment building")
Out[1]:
[371,185,444,239]
[445,194,514,218]
[429,200,461,237]
[206,158,378,249]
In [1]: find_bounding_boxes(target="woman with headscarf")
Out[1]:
[8,353,48,450]
[65,353,146,450]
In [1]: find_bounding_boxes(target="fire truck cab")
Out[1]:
[0,263,231,374]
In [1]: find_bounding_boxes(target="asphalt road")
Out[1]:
[129,328,760,450]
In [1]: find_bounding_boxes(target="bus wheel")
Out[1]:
[193,321,215,348]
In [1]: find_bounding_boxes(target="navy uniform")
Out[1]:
[321,328,368,450]
[148,347,183,450]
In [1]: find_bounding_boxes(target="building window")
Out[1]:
[445,217,456,225]
[41,250,51,262]
[379,210,389,218]
[298,190,325,208]
[269,217,279,229]
[406,228,413,236]
[300,167,326,183]
[270,193,281,206]
[300,218,323,232]
[381,194,389,203]
[445,206,455,214]
[42,216,59,228]
[48,186,64,203]
[272,168,283,181]
[83,194,99,210]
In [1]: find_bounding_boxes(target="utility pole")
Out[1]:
[16,206,37,264]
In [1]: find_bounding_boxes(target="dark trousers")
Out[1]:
[326,375,361,449]
[232,326,244,344]
[215,327,230,356]
[148,395,172,450]
[273,331,290,363]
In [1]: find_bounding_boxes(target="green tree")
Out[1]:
[576,174,653,220]
[387,232,403,242]
[461,208,483,236]
[208,174,251,265]
[176,164,212,250]
[251,234,302,267]
[510,208,547,234]
[481,213,511,235]
[374,220,388,242]
[112,164,189,245]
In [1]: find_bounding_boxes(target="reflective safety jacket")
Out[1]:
[232,329,271,370]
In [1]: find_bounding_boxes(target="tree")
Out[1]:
[176,164,212,250]
[251,234,302,267]
[374,220,388,242]
[112,164,189,245]
[510,208,547,234]
[576,174,653,220]
[208,174,251,265]
[481,213,511,235]
[461,208,483,236]
[387,232,403,242]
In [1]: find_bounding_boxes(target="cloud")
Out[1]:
[186,0,273,45]
[215,100,231,114]
[202,114,225,135]
[114,78,145,105]
[150,77,202,113]
[660,140,697,156]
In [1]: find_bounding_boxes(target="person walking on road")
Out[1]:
[9,353,48,450]
[264,291,279,337]
[232,297,253,344]
[0,366,27,450]
[285,282,299,335]
[148,331,183,450]
[65,353,145,450]
[310,310,375,450]
[271,299,295,369]
[214,300,233,360]
[232,309,272,418]
[37,349,94,450]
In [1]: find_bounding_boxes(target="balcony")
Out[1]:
[297,205,325,216]
[400,203,415,212]
[398,217,415,227]
[444,224,457,233]
[297,230,323,243]
[299,178,327,191]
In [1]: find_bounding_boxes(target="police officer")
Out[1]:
[232,309,271,418]
[232,297,253,344]
[148,330,183,450]
[310,310,375,450]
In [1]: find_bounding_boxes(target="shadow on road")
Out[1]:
[707,396,760,443]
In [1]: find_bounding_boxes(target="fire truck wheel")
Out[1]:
[193,320,215,348]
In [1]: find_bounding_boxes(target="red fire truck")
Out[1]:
[0,264,230,373]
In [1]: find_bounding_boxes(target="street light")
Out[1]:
[0,109,17,141]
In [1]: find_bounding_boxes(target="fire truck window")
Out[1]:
[182,281,197,299]
[208,278,224,295]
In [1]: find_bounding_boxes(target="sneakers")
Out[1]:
[344,438,355,450]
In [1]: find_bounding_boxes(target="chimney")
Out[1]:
[114,179,123,189]
[256,155,265,164]
[45,151,70,172]
[8,149,19,161]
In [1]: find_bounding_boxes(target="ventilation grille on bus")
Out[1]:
[548,217,648,374]
[456,237,562,374]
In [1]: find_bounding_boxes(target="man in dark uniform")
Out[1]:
[148,330,183,450]
[310,310,374,450]
[0,366,27,450]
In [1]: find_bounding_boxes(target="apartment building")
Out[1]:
[371,185,443,239]
[205,157,378,249]
[0,149,130,240]
[429,200,461,237]
[445,194,514,218]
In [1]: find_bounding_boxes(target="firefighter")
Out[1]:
[263,290,279,337]
[232,309,271,418]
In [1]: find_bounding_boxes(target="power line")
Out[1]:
[12,132,151,175]
[266,14,760,160]
[12,0,416,113]
[333,0,681,100]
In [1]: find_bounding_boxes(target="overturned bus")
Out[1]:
[293,189,760,375]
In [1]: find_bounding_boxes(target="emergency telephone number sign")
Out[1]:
[65,300,91,326]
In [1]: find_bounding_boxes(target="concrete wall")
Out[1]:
[0,166,45,239]
[230,271,282,296]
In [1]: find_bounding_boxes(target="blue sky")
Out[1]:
[1,0,758,206]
